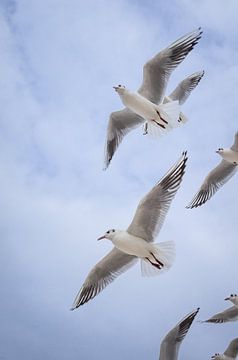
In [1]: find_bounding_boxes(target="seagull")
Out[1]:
[187,131,238,208]
[71,152,187,309]
[202,294,238,323]
[211,338,238,359]
[159,308,199,360]
[113,84,181,136]
[104,27,203,169]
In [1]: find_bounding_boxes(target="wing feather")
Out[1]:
[231,131,238,151]
[127,152,188,242]
[224,338,238,357]
[168,71,204,105]
[104,108,144,169]
[71,248,137,309]
[159,308,199,360]
[138,28,202,103]
[203,306,238,324]
[187,160,237,209]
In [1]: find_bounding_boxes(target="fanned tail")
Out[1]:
[141,241,176,277]
[146,101,181,138]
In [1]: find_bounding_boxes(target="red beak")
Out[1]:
[97,235,105,241]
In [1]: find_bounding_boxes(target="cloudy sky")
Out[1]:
[1,0,238,359]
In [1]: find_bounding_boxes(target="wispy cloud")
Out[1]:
[1,1,238,359]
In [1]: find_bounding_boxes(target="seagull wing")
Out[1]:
[71,248,137,309]
[224,338,238,358]
[138,28,202,104]
[231,131,238,151]
[127,152,187,242]
[159,308,199,360]
[187,160,238,209]
[168,71,204,105]
[203,306,238,323]
[104,108,144,169]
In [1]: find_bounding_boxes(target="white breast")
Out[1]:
[112,231,150,258]
[121,91,156,120]
[221,149,238,164]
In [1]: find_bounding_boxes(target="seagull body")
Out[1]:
[104,28,203,169]
[98,229,175,274]
[202,294,238,323]
[219,148,238,164]
[211,338,238,359]
[71,152,187,308]
[114,86,180,133]
[159,308,199,360]
[187,131,238,208]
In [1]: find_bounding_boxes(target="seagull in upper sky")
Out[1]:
[159,308,199,360]
[202,294,238,324]
[71,152,187,309]
[187,131,238,208]
[211,338,238,359]
[104,28,203,169]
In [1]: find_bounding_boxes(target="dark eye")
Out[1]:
[112,229,115,232]
[118,84,121,87]
[106,231,109,234]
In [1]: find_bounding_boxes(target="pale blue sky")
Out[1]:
[1,1,238,359]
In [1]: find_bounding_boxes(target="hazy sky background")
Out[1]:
[1,1,238,359]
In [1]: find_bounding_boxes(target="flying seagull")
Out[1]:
[202,294,238,324]
[159,308,199,360]
[71,152,188,309]
[104,27,203,169]
[211,338,238,359]
[113,84,181,137]
[187,131,238,208]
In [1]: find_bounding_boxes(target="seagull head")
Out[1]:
[225,293,238,304]
[113,84,126,95]
[216,147,224,155]
[97,229,118,241]
[211,353,221,359]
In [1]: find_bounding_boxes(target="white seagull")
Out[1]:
[104,27,203,169]
[187,131,238,208]
[202,294,238,324]
[211,338,238,359]
[159,308,199,360]
[113,84,181,137]
[71,152,187,309]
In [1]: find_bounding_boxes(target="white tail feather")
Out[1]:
[158,100,180,127]
[146,101,181,138]
[141,241,176,277]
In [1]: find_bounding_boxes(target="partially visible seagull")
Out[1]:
[202,294,238,324]
[187,131,238,208]
[104,28,203,169]
[71,152,187,309]
[159,308,199,360]
[211,338,238,359]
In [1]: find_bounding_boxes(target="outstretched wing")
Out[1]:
[203,306,238,323]
[138,28,202,104]
[231,131,238,151]
[187,160,237,209]
[224,338,238,357]
[159,308,199,360]
[168,71,204,105]
[71,248,137,309]
[127,152,187,242]
[104,108,144,169]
